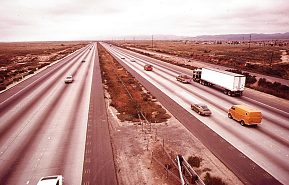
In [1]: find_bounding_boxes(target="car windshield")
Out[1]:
[181,74,190,78]
[200,105,209,110]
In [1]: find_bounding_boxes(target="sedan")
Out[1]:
[191,103,212,116]
[144,64,153,71]
[64,75,73,83]
[176,74,192,83]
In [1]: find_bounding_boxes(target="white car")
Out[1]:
[64,75,73,83]
[37,175,63,185]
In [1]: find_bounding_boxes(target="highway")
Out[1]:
[0,43,117,185]
[103,43,289,185]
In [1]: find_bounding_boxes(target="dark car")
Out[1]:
[191,103,212,116]
[176,74,192,83]
[144,64,153,71]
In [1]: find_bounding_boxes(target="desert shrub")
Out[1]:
[257,78,289,99]
[187,156,202,168]
[204,172,226,185]
[0,84,6,91]
[28,70,34,74]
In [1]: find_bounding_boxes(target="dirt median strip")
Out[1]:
[98,43,244,185]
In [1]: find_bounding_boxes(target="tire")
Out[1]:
[198,111,201,115]
[240,120,245,126]
[228,113,232,119]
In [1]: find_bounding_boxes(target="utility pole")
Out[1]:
[270,51,273,67]
[249,34,251,49]
[151,35,153,49]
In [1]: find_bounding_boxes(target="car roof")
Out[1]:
[194,103,207,106]
[233,105,260,112]
[37,175,62,185]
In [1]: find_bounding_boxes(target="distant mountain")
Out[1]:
[188,32,289,41]
[111,34,186,41]
[108,32,289,41]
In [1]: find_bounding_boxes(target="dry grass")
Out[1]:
[98,43,171,123]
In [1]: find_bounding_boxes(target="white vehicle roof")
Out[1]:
[37,175,62,185]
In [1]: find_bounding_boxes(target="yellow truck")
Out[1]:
[228,105,262,126]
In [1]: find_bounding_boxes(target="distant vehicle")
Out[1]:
[144,64,153,71]
[37,175,63,185]
[121,57,125,59]
[130,59,136,62]
[176,74,192,83]
[64,75,73,83]
[81,60,85,63]
[192,68,246,96]
[191,103,212,116]
[228,105,262,126]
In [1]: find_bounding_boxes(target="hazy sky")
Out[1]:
[1,0,289,41]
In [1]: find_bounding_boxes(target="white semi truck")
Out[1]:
[192,68,246,96]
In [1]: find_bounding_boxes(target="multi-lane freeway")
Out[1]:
[103,43,289,185]
[0,41,288,185]
[0,43,117,185]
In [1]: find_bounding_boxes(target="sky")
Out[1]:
[0,0,289,41]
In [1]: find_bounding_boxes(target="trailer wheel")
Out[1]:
[224,90,228,95]
[228,91,232,96]
[240,120,245,126]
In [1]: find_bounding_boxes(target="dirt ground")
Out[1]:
[98,44,243,185]
[0,41,88,90]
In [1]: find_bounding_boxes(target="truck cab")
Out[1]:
[192,69,202,82]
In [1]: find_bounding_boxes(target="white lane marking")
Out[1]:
[243,96,289,116]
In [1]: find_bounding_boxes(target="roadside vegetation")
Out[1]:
[226,69,289,99]
[0,41,88,91]
[98,43,239,184]
[113,40,289,100]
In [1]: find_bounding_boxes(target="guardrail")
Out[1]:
[177,155,205,185]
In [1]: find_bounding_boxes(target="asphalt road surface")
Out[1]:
[0,43,117,185]
[103,43,289,185]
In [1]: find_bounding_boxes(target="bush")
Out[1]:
[28,70,34,74]
[204,172,226,185]
[0,84,7,91]
[187,156,202,168]
[257,78,289,99]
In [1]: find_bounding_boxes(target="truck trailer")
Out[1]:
[192,68,246,96]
